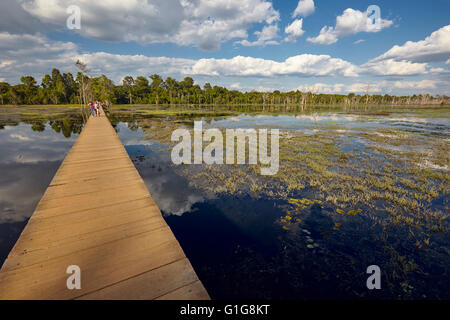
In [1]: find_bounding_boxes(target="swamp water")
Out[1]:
[0,105,448,299]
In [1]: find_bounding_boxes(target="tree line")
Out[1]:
[1,66,448,107]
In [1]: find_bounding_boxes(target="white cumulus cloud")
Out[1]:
[0,32,198,82]
[1,30,448,95]
[237,24,280,47]
[363,59,429,76]
[0,32,78,81]
[371,25,450,63]
[284,19,305,42]
[188,54,359,77]
[17,0,280,51]
[292,0,315,18]
[392,79,438,89]
[295,80,442,94]
[346,82,382,93]
[363,25,450,76]
[297,83,346,93]
[0,32,359,82]
[307,8,393,45]
[76,52,197,79]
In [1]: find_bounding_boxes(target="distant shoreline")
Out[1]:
[1,103,449,109]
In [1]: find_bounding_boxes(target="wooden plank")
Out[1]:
[156,280,211,300]
[77,258,203,300]
[35,183,151,212]
[15,203,162,241]
[1,218,169,272]
[0,235,185,299]
[49,167,140,185]
[20,198,156,233]
[42,175,142,200]
[0,108,209,300]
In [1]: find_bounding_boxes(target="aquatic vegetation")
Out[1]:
[104,106,449,298]
[336,208,362,216]
[2,104,449,300]
[171,123,447,239]
[347,209,362,216]
[332,223,341,230]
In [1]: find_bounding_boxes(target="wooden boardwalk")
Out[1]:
[0,109,209,300]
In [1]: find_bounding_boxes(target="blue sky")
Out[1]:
[1,0,449,95]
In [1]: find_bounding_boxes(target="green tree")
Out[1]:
[149,74,163,104]
[8,86,23,105]
[135,76,149,102]
[122,76,135,104]
[180,77,194,89]
[0,82,11,104]
[75,60,90,120]
[165,77,179,104]
[92,75,115,103]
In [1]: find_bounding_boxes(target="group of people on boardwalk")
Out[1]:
[88,101,105,117]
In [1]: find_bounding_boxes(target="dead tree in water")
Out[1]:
[75,60,90,122]
[365,84,370,109]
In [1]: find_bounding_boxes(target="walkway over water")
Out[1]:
[0,109,209,300]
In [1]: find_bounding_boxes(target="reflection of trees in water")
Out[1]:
[48,118,84,137]
[31,122,46,132]
[2,116,85,137]
[127,121,140,131]
[107,113,143,129]
[107,110,221,137]
[22,119,46,132]
[0,120,19,130]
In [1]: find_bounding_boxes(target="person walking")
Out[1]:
[96,101,101,117]
[94,101,99,117]
[89,102,95,117]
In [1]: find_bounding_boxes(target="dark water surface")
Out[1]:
[0,121,79,263]
[0,106,448,299]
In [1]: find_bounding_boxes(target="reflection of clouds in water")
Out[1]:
[295,114,360,122]
[376,117,450,136]
[212,114,363,129]
[297,128,318,136]
[138,163,206,216]
[120,119,208,216]
[0,161,63,223]
[417,159,449,171]
[115,123,155,146]
[0,124,77,164]
[295,114,320,121]
[10,133,32,141]
[388,117,428,123]
[149,178,204,215]
[342,115,360,122]
[388,117,450,126]
[0,123,76,223]
[329,114,340,121]
[124,139,154,146]
[120,113,450,216]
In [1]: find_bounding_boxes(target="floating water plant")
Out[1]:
[332,223,341,230]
